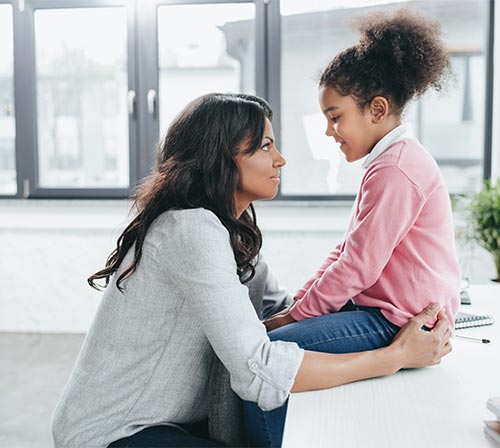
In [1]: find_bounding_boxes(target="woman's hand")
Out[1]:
[390,303,452,370]
[291,303,453,393]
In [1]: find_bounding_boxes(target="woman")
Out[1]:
[51,93,451,448]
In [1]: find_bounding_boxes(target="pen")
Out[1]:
[455,334,491,344]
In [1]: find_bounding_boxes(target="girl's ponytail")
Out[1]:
[320,8,452,113]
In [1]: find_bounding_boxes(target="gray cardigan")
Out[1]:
[207,250,295,446]
[52,208,304,448]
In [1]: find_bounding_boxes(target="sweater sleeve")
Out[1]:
[293,242,343,300]
[159,210,304,411]
[290,167,425,321]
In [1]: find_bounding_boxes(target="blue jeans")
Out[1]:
[243,302,400,448]
[108,420,221,447]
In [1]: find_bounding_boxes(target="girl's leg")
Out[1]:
[271,304,400,354]
[243,306,400,447]
[108,422,221,447]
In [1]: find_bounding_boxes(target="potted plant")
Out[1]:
[463,179,500,282]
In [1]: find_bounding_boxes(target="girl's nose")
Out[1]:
[325,122,335,137]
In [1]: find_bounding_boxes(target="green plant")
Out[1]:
[463,179,500,281]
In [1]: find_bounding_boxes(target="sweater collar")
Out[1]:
[362,123,414,169]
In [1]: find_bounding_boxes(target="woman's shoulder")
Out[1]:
[150,208,229,246]
[153,207,222,228]
[146,207,236,273]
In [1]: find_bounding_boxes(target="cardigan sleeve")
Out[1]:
[290,166,425,321]
[257,257,294,319]
[158,209,304,411]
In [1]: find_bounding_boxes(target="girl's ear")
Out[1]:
[369,96,390,123]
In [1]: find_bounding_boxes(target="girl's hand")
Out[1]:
[390,303,452,370]
[264,312,297,332]
[264,300,301,331]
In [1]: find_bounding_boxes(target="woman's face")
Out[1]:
[234,118,285,211]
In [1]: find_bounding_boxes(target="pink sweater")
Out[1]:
[290,138,461,328]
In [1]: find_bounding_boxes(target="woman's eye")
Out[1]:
[330,116,339,123]
[261,144,271,152]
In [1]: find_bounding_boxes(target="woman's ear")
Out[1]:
[369,96,390,123]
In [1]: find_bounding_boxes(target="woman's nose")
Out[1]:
[273,147,286,167]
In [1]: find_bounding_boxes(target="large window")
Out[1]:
[2,0,495,199]
[157,3,256,131]
[279,0,490,196]
[418,51,485,193]
[35,7,129,188]
[0,3,15,194]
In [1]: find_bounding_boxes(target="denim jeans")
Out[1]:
[243,301,400,448]
[108,420,221,447]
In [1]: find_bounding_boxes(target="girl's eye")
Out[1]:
[330,116,340,123]
[261,144,271,152]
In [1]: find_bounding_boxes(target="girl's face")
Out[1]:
[234,118,285,211]
[319,86,381,163]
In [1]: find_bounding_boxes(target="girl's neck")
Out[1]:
[376,115,403,142]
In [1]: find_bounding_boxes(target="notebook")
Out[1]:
[455,311,495,329]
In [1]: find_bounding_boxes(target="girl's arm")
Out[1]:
[290,167,424,321]
[292,304,451,392]
[294,242,343,301]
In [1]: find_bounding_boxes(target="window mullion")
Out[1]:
[13,0,37,198]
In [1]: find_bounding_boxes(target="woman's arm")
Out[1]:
[160,210,304,411]
[257,256,294,319]
[291,303,451,392]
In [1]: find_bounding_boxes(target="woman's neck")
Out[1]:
[235,200,250,219]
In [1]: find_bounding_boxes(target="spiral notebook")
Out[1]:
[455,311,495,329]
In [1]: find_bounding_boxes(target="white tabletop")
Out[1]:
[283,284,500,448]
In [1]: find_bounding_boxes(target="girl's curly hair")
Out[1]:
[320,8,452,113]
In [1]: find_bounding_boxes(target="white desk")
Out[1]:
[283,285,500,448]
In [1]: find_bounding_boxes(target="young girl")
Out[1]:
[244,9,461,447]
[265,8,461,333]
[51,93,450,448]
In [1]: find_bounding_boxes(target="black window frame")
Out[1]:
[1,0,495,200]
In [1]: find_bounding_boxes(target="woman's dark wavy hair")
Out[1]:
[320,8,452,113]
[88,93,273,292]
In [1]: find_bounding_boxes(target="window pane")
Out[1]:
[35,7,129,188]
[280,0,487,196]
[415,53,485,193]
[0,4,16,194]
[158,3,256,130]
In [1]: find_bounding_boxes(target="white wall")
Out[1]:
[0,199,496,333]
[492,0,500,180]
[0,200,347,332]
[0,201,130,333]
